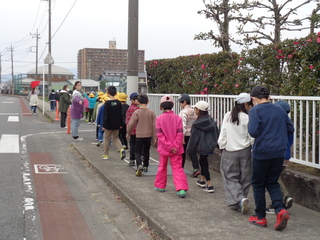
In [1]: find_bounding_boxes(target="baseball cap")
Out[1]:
[235,93,251,104]
[160,95,174,104]
[192,100,209,111]
[177,93,190,103]
[129,92,139,100]
[250,86,269,97]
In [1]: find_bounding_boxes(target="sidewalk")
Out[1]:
[37,98,320,239]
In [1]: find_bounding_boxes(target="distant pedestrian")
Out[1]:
[101,86,126,160]
[248,86,294,231]
[177,93,199,176]
[49,89,56,111]
[96,96,108,147]
[265,100,294,215]
[154,95,188,198]
[83,92,97,124]
[218,93,254,213]
[118,92,129,150]
[71,81,84,141]
[27,87,39,115]
[84,94,89,122]
[58,85,71,128]
[125,92,140,166]
[127,94,156,176]
[187,101,219,193]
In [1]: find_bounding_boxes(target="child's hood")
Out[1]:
[193,115,216,132]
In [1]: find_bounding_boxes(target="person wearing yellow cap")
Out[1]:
[118,93,129,150]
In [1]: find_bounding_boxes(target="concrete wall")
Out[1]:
[209,151,320,212]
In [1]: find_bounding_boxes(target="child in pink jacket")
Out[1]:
[154,95,189,198]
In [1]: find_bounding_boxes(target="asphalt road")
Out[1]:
[0,94,152,240]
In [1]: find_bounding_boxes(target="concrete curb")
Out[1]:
[71,144,173,240]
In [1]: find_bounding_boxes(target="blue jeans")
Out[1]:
[98,126,104,141]
[71,118,80,138]
[251,157,285,218]
[30,106,37,113]
[50,101,56,110]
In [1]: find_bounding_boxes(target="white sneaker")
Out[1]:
[73,138,83,142]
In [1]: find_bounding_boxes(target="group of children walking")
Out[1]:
[71,83,294,231]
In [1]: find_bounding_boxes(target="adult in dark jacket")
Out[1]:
[59,85,71,128]
[187,101,219,193]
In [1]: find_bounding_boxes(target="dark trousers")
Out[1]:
[199,154,210,181]
[182,136,199,169]
[50,101,56,110]
[119,124,128,148]
[88,108,94,122]
[129,135,137,160]
[251,157,285,219]
[135,137,151,167]
[96,125,99,139]
[60,112,67,127]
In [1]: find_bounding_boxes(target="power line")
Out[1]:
[52,0,78,39]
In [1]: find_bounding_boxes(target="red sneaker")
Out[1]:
[274,209,290,231]
[248,216,267,227]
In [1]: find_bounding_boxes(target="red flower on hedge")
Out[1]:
[317,37,320,43]
[288,54,293,59]
[307,38,312,42]
[201,64,206,70]
[293,41,299,45]
[235,84,239,88]
[310,65,314,70]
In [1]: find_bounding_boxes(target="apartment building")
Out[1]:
[77,41,145,81]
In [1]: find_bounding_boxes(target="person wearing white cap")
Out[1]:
[218,93,254,214]
[186,100,219,193]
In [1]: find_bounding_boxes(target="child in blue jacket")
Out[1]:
[83,92,97,124]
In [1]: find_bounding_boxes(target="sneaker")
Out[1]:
[274,209,290,231]
[240,198,249,214]
[136,165,143,176]
[203,185,214,193]
[143,167,148,172]
[196,179,206,188]
[176,190,186,198]
[129,160,135,166]
[191,169,201,178]
[285,197,294,209]
[85,119,89,122]
[120,148,126,160]
[248,216,267,228]
[266,205,276,215]
[96,140,103,147]
[101,155,109,160]
[88,122,91,125]
[73,138,83,142]
[156,188,165,192]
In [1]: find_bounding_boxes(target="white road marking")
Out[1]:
[2,101,14,103]
[34,164,68,174]
[0,134,20,153]
[8,116,19,122]
[0,113,19,115]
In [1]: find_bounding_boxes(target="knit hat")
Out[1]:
[235,93,251,104]
[160,95,174,104]
[129,92,139,100]
[89,93,95,98]
[192,100,209,111]
[98,91,104,96]
[118,92,128,102]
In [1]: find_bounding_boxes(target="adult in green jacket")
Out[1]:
[59,85,72,128]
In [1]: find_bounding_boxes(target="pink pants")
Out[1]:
[154,154,189,191]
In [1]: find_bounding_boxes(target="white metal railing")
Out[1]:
[147,93,320,169]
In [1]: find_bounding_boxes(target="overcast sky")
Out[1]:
[0,0,316,81]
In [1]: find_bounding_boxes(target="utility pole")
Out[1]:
[127,0,139,95]
[6,45,14,95]
[31,29,40,79]
[43,0,52,95]
[0,53,2,85]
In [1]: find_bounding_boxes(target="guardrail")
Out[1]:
[147,93,320,169]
